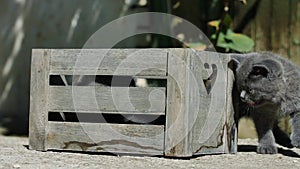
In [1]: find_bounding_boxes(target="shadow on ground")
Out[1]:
[238,145,300,158]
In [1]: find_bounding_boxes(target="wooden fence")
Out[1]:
[234,0,300,64]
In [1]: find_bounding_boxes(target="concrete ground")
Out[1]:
[0,136,300,169]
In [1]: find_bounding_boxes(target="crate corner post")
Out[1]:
[29,49,50,151]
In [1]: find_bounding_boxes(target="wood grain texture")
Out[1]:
[254,0,272,51]
[29,49,50,151]
[48,86,166,114]
[164,49,235,156]
[289,0,300,65]
[164,48,192,156]
[191,51,228,155]
[271,0,290,55]
[235,0,299,64]
[49,49,168,76]
[46,122,164,155]
[29,48,236,157]
[226,65,238,154]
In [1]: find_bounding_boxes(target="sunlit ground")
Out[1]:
[238,118,257,139]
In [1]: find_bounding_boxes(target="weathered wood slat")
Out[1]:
[46,122,164,155]
[290,0,300,65]
[48,86,166,114]
[253,0,272,51]
[29,49,50,151]
[190,51,229,155]
[226,64,238,154]
[164,50,234,156]
[190,51,224,154]
[271,0,289,55]
[164,48,192,157]
[49,49,168,76]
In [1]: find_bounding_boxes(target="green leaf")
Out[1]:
[208,20,220,30]
[223,14,232,28]
[208,15,232,30]
[213,29,254,52]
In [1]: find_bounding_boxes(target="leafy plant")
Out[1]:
[182,0,254,53]
[209,19,254,52]
[208,0,254,53]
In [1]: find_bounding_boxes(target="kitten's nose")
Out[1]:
[240,90,248,102]
[240,90,247,99]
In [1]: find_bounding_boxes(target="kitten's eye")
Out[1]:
[249,88,254,94]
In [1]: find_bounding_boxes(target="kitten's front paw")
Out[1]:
[291,134,300,148]
[257,144,278,154]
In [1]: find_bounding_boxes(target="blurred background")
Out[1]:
[0,0,299,137]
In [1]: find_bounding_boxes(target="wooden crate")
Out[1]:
[29,48,237,157]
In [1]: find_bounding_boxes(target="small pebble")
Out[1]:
[13,164,21,168]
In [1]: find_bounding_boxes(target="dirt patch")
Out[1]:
[0,136,300,169]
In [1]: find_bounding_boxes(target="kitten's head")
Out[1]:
[232,52,286,107]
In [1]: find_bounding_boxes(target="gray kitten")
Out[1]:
[231,52,300,154]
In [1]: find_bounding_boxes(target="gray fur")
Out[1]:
[231,52,300,154]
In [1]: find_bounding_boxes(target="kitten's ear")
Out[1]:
[230,53,245,65]
[251,59,283,80]
[228,53,246,71]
